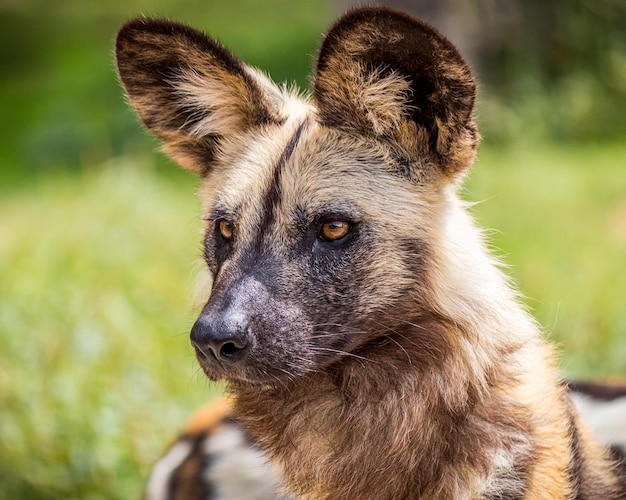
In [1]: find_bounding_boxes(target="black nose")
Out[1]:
[190,313,251,365]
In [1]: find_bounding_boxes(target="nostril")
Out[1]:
[220,342,238,358]
[219,339,248,361]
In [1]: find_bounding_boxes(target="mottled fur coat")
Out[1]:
[116,7,626,499]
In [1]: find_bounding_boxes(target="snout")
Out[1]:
[189,275,312,382]
[190,313,252,367]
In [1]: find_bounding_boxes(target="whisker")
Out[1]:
[309,346,378,364]
[311,322,353,329]
[381,335,412,365]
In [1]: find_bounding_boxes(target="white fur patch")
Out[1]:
[571,392,626,451]
[205,423,288,499]
[145,440,194,500]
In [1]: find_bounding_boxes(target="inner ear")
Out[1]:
[116,18,285,175]
[313,7,478,177]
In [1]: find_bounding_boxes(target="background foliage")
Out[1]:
[1,0,624,498]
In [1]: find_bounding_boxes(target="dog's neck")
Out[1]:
[231,314,545,498]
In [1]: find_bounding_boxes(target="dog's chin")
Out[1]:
[196,359,307,387]
[196,352,342,387]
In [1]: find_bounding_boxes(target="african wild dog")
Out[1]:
[116,7,626,499]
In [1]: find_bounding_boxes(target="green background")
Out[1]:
[1,0,625,497]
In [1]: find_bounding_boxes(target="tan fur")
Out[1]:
[183,396,232,435]
[315,61,412,136]
[117,8,626,499]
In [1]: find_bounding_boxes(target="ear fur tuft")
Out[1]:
[313,7,479,177]
[115,18,284,175]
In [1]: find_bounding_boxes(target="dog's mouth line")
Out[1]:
[194,348,372,388]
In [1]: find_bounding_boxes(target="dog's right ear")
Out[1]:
[116,19,285,176]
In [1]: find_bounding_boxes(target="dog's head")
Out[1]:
[116,7,478,385]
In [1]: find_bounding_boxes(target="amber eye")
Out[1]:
[320,220,350,241]
[218,219,233,240]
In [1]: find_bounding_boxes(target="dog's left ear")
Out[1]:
[115,19,285,176]
[313,7,478,178]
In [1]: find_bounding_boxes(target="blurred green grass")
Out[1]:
[0,158,216,499]
[0,0,333,177]
[1,144,624,498]
[1,0,625,498]
[467,143,626,376]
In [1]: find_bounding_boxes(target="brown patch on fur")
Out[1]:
[183,396,233,435]
[564,405,626,498]
[166,433,212,500]
[568,380,626,402]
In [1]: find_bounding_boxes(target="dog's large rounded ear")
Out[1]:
[116,19,285,175]
[313,7,478,178]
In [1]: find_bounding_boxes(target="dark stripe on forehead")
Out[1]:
[259,119,308,228]
[281,119,308,165]
[227,119,308,276]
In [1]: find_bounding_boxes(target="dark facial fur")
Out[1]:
[193,120,440,384]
